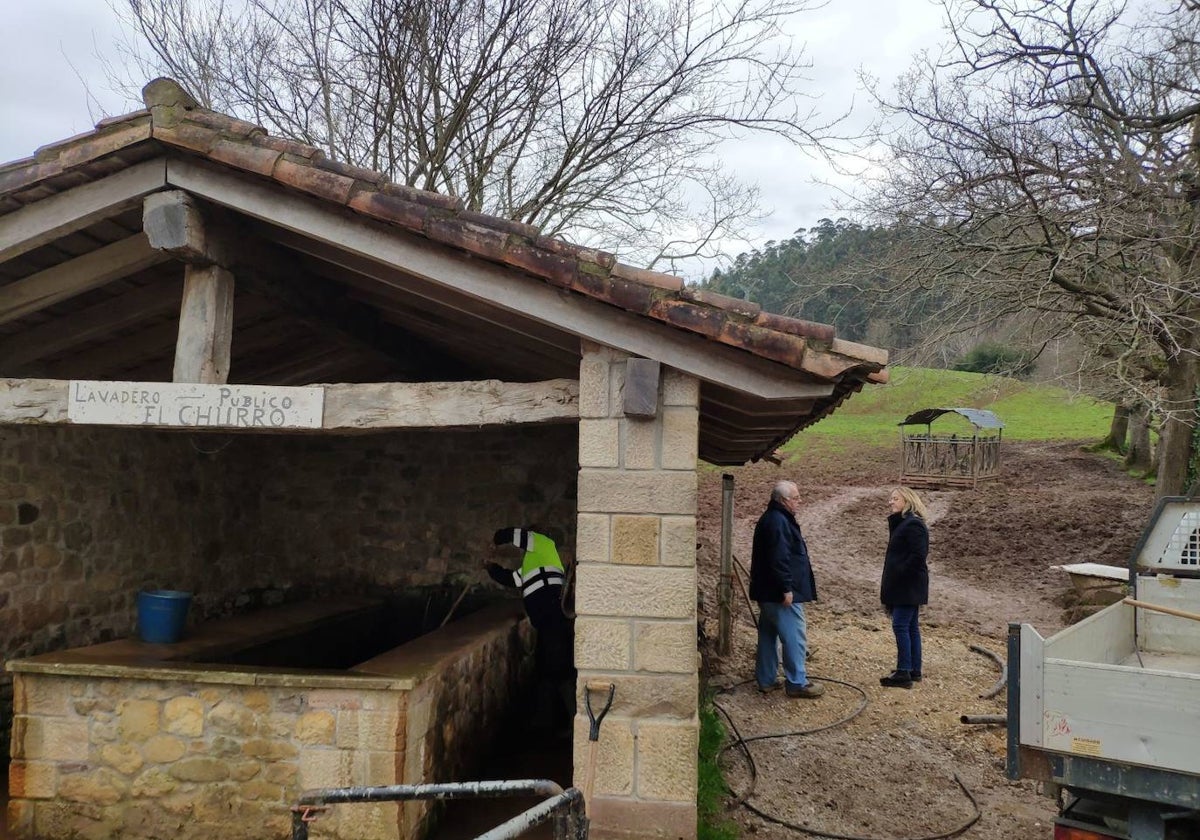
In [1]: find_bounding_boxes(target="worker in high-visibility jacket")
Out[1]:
[486,527,575,732]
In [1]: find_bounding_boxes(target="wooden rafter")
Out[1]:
[0,234,170,325]
[0,160,167,263]
[0,279,183,371]
[235,258,474,382]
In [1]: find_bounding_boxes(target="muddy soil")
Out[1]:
[696,440,1155,840]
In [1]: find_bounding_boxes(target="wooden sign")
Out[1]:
[67,381,324,429]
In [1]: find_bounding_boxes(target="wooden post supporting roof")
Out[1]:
[144,190,236,385]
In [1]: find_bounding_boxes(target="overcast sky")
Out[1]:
[0,0,948,276]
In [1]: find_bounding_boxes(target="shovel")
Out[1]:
[581,681,616,816]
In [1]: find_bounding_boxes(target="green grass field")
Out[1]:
[782,366,1112,454]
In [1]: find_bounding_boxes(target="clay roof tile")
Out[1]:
[312,156,387,188]
[754,311,836,343]
[611,262,684,292]
[273,156,355,204]
[680,287,761,318]
[380,181,464,212]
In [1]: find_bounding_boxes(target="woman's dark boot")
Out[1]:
[880,670,913,689]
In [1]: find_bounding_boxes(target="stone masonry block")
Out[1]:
[118,699,160,742]
[622,418,658,470]
[611,515,660,566]
[13,676,70,716]
[163,696,204,737]
[662,368,700,407]
[339,801,402,840]
[575,513,610,565]
[661,407,698,471]
[367,750,401,786]
[633,620,699,673]
[130,767,179,798]
[209,700,257,736]
[337,708,401,750]
[577,470,696,515]
[579,420,620,468]
[8,759,57,799]
[15,715,89,762]
[575,617,632,671]
[300,748,355,789]
[579,357,611,419]
[580,339,623,362]
[660,516,697,567]
[58,768,126,805]
[99,742,144,775]
[609,359,628,417]
[572,715,634,796]
[306,690,367,711]
[576,565,695,618]
[7,798,35,833]
[168,756,229,783]
[637,720,698,801]
[588,797,697,840]
[297,710,336,745]
[574,673,697,720]
[241,737,299,761]
[143,735,186,763]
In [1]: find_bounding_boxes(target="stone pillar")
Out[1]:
[574,341,699,840]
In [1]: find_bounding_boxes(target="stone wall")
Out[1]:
[7,605,530,840]
[0,423,577,769]
[574,344,700,840]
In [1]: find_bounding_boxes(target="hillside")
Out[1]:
[787,366,1112,452]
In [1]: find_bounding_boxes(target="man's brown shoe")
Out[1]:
[785,682,824,699]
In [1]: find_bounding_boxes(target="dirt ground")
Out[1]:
[695,440,1155,840]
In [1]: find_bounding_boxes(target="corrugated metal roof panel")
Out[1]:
[899,407,1005,429]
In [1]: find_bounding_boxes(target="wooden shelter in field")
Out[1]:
[898,407,1004,489]
[0,78,887,840]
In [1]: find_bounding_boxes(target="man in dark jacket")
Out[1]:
[749,481,824,698]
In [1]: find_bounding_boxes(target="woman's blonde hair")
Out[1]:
[893,486,928,519]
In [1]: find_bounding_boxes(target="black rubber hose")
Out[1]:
[969,643,1007,699]
[712,676,982,840]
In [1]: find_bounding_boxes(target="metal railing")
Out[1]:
[291,779,587,840]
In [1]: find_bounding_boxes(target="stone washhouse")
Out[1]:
[0,79,888,840]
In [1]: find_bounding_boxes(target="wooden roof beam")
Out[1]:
[0,234,170,325]
[0,279,183,372]
[0,159,167,263]
[0,377,579,431]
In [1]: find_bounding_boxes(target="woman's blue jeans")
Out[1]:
[756,601,808,688]
[890,604,921,674]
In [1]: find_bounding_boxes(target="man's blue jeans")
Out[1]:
[756,601,808,688]
[891,604,922,674]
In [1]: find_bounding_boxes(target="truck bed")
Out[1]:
[1016,577,1200,778]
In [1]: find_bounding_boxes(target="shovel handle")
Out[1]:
[585,682,615,742]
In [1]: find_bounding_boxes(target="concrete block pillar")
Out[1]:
[574,340,699,840]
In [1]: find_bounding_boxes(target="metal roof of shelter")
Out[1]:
[898,408,1005,429]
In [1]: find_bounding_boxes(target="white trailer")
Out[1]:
[1007,496,1200,840]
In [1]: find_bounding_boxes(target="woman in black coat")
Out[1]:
[879,486,929,689]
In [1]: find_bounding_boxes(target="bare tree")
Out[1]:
[856,0,1200,496]
[107,0,841,269]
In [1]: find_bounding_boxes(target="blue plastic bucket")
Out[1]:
[137,590,192,644]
